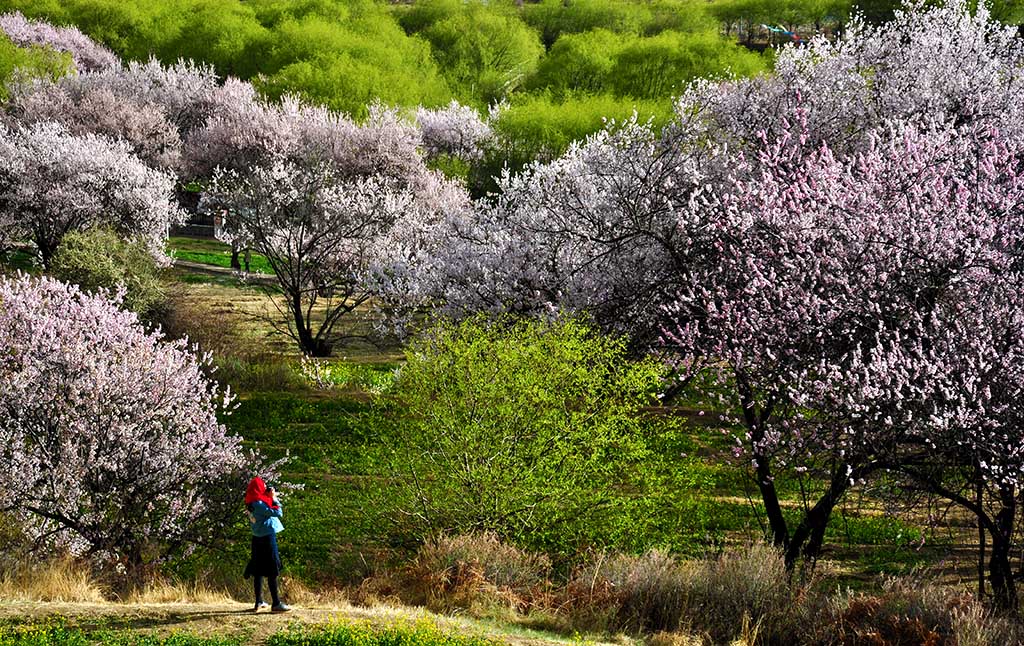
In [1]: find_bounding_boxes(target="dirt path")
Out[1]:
[0,600,601,646]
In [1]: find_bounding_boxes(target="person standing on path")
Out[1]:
[243,476,291,613]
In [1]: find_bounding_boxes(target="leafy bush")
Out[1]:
[402,1,543,106]
[381,317,664,554]
[49,227,166,323]
[255,11,450,118]
[470,94,671,196]
[608,31,767,99]
[526,29,622,98]
[520,0,651,48]
[642,0,719,36]
[520,0,720,47]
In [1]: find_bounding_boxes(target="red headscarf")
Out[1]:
[245,476,278,509]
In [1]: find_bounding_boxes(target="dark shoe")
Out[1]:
[271,603,291,613]
[254,601,269,613]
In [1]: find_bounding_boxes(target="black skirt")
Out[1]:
[244,533,283,578]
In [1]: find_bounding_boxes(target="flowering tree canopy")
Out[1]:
[416,100,492,162]
[0,275,265,569]
[408,0,1024,603]
[0,11,119,73]
[4,58,221,173]
[0,122,183,266]
[6,81,183,170]
[206,160,418,356]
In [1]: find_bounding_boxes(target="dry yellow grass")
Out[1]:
[0,559,105,603]
[647,631,708,646]
[124,580,237,605]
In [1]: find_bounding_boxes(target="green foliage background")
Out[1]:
[0,0,779,122]
[0,32,70,100]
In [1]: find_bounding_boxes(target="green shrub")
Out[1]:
[492,90,671,155]
[255,10,451,117]
[609,30,767,99]
[407,1,543,106]
[642,0,719,36]
[527,28,765,103]
[526,29,622,98]
[49,227,166,322]
[520,0,651,49]
[0,33,71,101]
[381,317,665,555]
[468,93,672,196]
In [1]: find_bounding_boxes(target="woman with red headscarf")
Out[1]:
[243,476,290,613]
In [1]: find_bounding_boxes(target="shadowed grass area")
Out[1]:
[0,249,37,274]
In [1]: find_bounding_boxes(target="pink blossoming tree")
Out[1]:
[0,275,271,572]
[409,1,1024,604]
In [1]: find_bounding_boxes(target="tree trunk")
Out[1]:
[736,376,789,551]
[989,486,1018,612]
[786,469,851,567]
[291,293,333,357]
[978,479,986,600]
[37,239,57,269]
[754,451,790,551]
[230,247,241,271]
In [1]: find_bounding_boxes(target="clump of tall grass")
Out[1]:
[806,575,1024,646]
[567,549,688,633]
[408,533,553,615]
[681,543,792,643]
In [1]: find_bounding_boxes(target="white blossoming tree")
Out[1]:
[0,11,119,73]
[192,85,468,356]
[0,122,183,266]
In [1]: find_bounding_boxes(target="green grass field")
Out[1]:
[178,382,943,590]
[168,237,274,276]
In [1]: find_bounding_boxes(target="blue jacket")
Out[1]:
[248,500,284,537]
